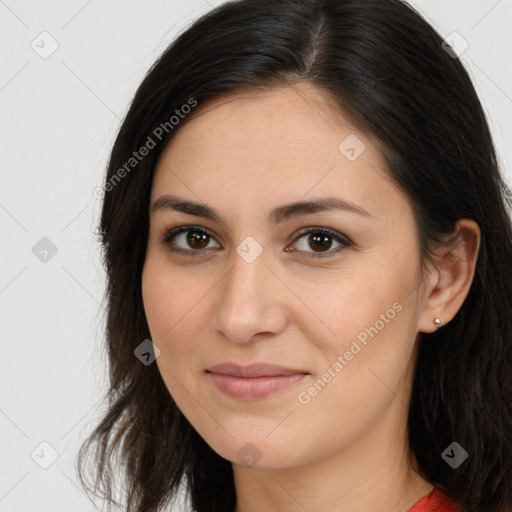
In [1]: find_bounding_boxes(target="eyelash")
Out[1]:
[160,225,352,259]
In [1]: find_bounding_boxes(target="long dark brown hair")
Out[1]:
[77,0,512,510]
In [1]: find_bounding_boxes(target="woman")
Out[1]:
[78,0,512,511]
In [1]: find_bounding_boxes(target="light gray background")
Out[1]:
[0,0,511,510]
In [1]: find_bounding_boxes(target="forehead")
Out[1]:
[151,83,404,220]
[159,83,374,159]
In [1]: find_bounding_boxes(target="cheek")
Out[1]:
[142,262,190,366]
[142,254,200,339]
[286,268,418,452]
[298,256,415,364]
[141,261,214,382]
[142,267,197,407]
[142,271,172,341]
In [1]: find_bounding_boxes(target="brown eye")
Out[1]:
[306,233,333,252]
[163,226,220,256]
[185,230,210,250]
[162,225,351,259]
[289,227,352,258]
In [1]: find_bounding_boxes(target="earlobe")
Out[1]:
[417,219,481,334]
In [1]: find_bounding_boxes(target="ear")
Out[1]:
[417,219,481,333]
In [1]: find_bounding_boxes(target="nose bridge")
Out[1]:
[212,238,286,343]
[229,240,266,296]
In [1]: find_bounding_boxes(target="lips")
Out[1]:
[206,362,309,400]
[206,362,308,378]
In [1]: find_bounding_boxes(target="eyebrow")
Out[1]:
[149,194,372,224]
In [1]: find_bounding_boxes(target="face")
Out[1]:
[142,83,427,469]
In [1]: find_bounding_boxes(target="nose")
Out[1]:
[212,243,289,345]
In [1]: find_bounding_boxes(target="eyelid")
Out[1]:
[160,224,352,258]
[288,226,352,258]
[161,225,220,257]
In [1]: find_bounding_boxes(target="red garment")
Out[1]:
[407,488,458,512]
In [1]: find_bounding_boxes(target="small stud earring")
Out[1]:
[434,317,442,328]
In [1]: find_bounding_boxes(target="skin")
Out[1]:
[141,82,480,512]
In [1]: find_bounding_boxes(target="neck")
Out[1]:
[232,397,433,512]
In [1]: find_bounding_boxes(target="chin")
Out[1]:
[201,430,308,469]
